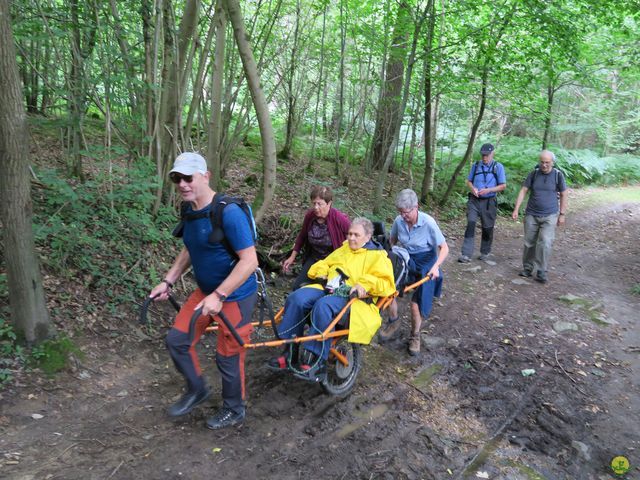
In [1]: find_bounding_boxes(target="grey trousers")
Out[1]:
[461,195,498,257]
[522,214,558,273]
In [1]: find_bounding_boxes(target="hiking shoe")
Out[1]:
[535,271,548,284]
[518,269,532,278]
[408,334,421,356]
[378,317,401,342]
[478,253,491,261]
[206,408,245,430]
[167,387,211,417]
[458,255,471,264]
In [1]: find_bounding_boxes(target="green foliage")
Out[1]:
[631,284,640,296]
[0,318,25,385]
[29,336,82,376]
[32,156,178,306]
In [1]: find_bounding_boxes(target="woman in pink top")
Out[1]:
[282,185,350,290]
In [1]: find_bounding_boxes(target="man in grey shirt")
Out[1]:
[511,150,568,283]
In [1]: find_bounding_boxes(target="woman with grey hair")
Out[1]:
[267,216,395,381]
[379,189,449,355]
[396,189,419,211]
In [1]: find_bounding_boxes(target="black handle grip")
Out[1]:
[139,295,155,325]
[188,307,245,347]
[139,293,181,325]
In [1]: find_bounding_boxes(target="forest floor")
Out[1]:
[1,165,639,479]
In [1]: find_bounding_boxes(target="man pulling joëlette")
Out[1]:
[149,152,258,430]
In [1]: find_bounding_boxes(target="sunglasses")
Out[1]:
[169,172,193,184]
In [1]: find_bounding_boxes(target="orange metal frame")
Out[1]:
[203,275,432,356]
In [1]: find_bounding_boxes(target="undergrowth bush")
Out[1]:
[29,335,83,376]
[33,158,179,307]
[0,317,24,385]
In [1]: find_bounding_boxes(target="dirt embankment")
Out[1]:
[1,187,639,480]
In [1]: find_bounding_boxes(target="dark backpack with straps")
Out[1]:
[530,165,564,198]
[471,161,500,183]
[172,193,258,261]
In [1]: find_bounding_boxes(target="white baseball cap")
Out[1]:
[169,152,208,175]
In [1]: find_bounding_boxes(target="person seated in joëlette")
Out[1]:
[268,217,396,382]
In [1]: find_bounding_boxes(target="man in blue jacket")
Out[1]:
[458,143,507,263]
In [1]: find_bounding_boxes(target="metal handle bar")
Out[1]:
[188,307,245,347]
[139,293,181,325]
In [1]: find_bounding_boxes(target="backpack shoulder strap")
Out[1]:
[209,192,235,259]
[530,166,540,191]
[179,201,190,219]
[209,193,257,261]
[172,201,192,238]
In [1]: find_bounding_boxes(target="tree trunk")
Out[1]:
[207,0,226,189]
[542,77,554,150]
[369,1,411,171]
[308,4,327,169]
[185,3,217,141]
[68,0,98,182]
[372,4,427,214]
[420,0,437,205]
[0,0,52,343]
[152,0,200,213]
[279,0,301,159]
[40,38,52,114]
[439,66,489,206]
[108,0,138,112]
[141,0,156,141]
[223,0,276,223]
[334,0,346,176]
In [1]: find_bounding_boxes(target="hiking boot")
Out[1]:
[206,408,245,430]
[167,387,211,417]
[378,317,401,342]
[408,334,421,356]
[518,269,532,278]
[458,255,471,263]
[535,271,548,284]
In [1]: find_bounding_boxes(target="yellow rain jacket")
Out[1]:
[306,240,395,344]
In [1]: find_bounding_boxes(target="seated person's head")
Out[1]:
[347,217,373,250]
[310,185,333,219]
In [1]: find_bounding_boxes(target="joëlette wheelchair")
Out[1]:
[140,266,432,397]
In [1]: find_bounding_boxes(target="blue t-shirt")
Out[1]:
[467,161,507,198]
[524,168,567,216]
[182,202,257,300]
[390,211,446,255]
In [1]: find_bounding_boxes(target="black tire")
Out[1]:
[321,337,362,396]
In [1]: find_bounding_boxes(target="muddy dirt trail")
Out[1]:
[1,187,639,480]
